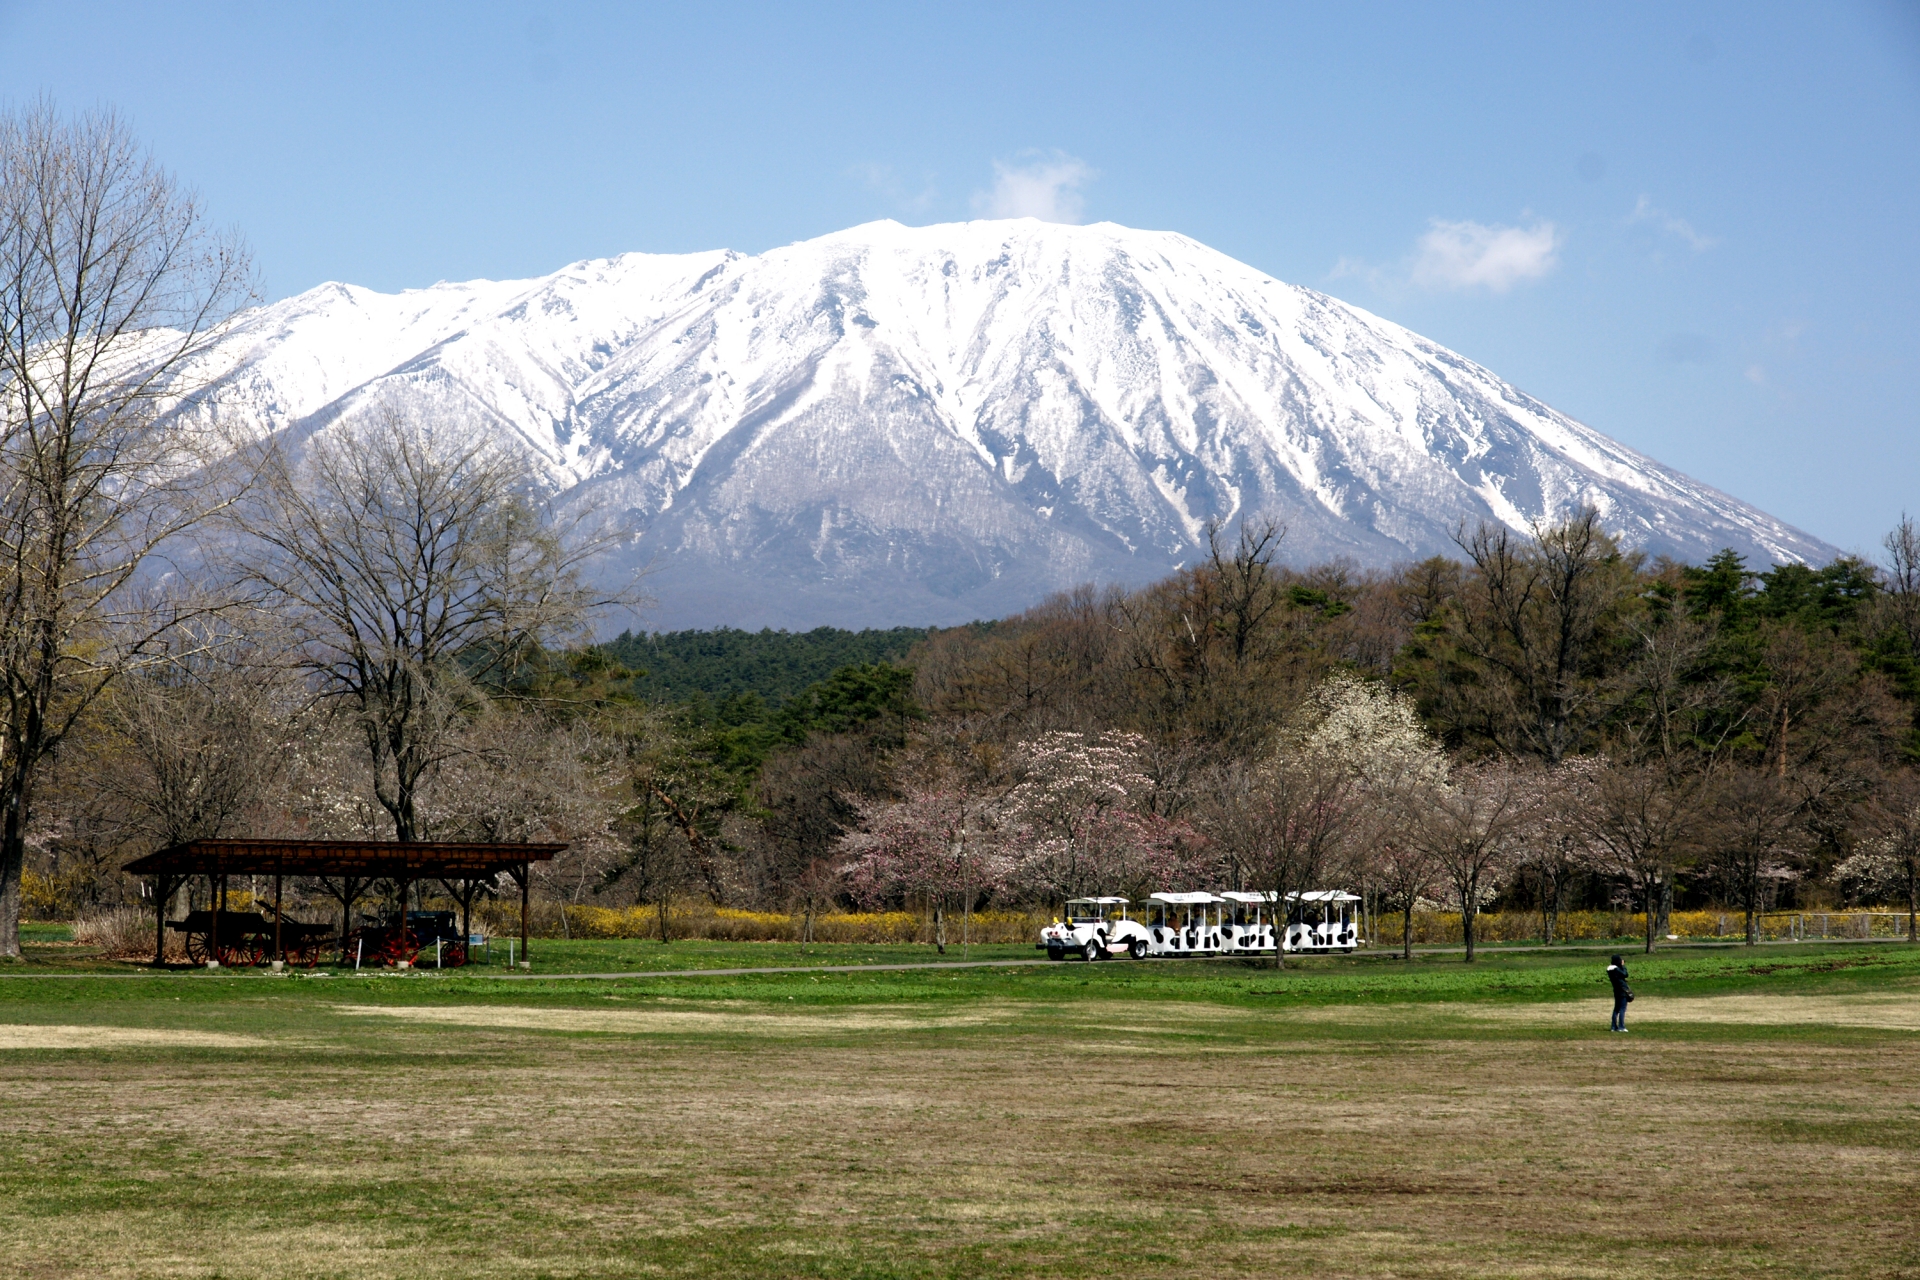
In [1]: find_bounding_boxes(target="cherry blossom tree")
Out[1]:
[839,785,1006,953]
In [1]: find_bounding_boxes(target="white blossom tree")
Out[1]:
[999,730,1200,903]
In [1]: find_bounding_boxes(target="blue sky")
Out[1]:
[2,0,1915,559]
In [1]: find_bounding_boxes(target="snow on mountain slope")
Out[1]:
[177,218,1836,628]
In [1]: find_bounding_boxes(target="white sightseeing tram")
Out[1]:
[1038,889,1361,960]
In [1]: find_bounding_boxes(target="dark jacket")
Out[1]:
[1607,964,1631,1001]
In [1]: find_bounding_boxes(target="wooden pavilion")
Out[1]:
[123,839,565,968]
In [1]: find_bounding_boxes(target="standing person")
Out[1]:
[1607,954,1633,1032]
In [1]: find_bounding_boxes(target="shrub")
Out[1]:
[73,907,181,960]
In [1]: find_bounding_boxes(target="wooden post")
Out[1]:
[519,863,530,965]
[152,874,171,967]
[272,867,284,964]
[209,873,222,966]
[398,874,411,963]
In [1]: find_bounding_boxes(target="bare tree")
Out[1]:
[1706,765,1806,944]
[1883,515,1920,667]
[1395,761,1538,960]
[236,409,612,841]
[1516,761,1599,946]
[1445,510,1637,763]
[1206,751,1353,967]
[1570,759,1705,954]
[0,102,250,955]
[80,624,294,849]
[1367,835,1443,960]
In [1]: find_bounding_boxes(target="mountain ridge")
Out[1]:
[170,218,1837,628]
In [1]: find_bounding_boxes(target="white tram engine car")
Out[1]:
[1039,898,1152,961]
[1040,890,1361,959]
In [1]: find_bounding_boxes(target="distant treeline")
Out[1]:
[604,626,932,707]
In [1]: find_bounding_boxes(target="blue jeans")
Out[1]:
[1611,997,1627,1031]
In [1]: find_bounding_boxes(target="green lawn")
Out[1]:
[2,939,1917,1278]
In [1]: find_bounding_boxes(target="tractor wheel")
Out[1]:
[440,941,468,968]
[1129,938,1149,960]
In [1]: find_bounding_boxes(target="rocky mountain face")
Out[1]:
[176,218,1835,628]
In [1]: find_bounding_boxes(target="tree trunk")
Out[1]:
[1402,903,1414,960]
[1908,860,1917,944]
[1462,903,1477,962]
[1656,877,1673,942]
[933,902,946,955]
[0,762,36,958]
[1644,878,1657,954]
[1744,864,1759,946]
[657,893,670,943]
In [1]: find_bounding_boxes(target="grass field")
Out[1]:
[3,934,1918,1279]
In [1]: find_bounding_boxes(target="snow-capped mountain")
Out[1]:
[178,218,1835,628]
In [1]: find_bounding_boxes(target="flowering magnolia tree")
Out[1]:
[1290,672,1448,790]
[999,730,1201,902]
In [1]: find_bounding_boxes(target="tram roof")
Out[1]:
[1168,889,1360,904]
[124,839,566,880]
[1064,896,1130,905]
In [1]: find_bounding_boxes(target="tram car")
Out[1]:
[1039,898,1151,961]
[1040,889,1362,959]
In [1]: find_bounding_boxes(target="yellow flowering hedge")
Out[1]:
[534,903,1049,944]
[460,899,1913,944]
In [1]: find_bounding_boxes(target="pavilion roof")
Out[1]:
[124,839,565,879]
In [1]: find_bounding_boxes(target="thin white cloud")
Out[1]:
[852,163,938,215]
[1628,196,1717,251]
[1411,219,1562,292]
[973,152,1095,223]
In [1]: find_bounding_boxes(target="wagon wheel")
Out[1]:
[372,933,415,967]
[184,931,211,965]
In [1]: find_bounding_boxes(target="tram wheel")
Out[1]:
[1047,945,1065,962]
[1082,940,1101,962]
[1129,938,1148,960]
